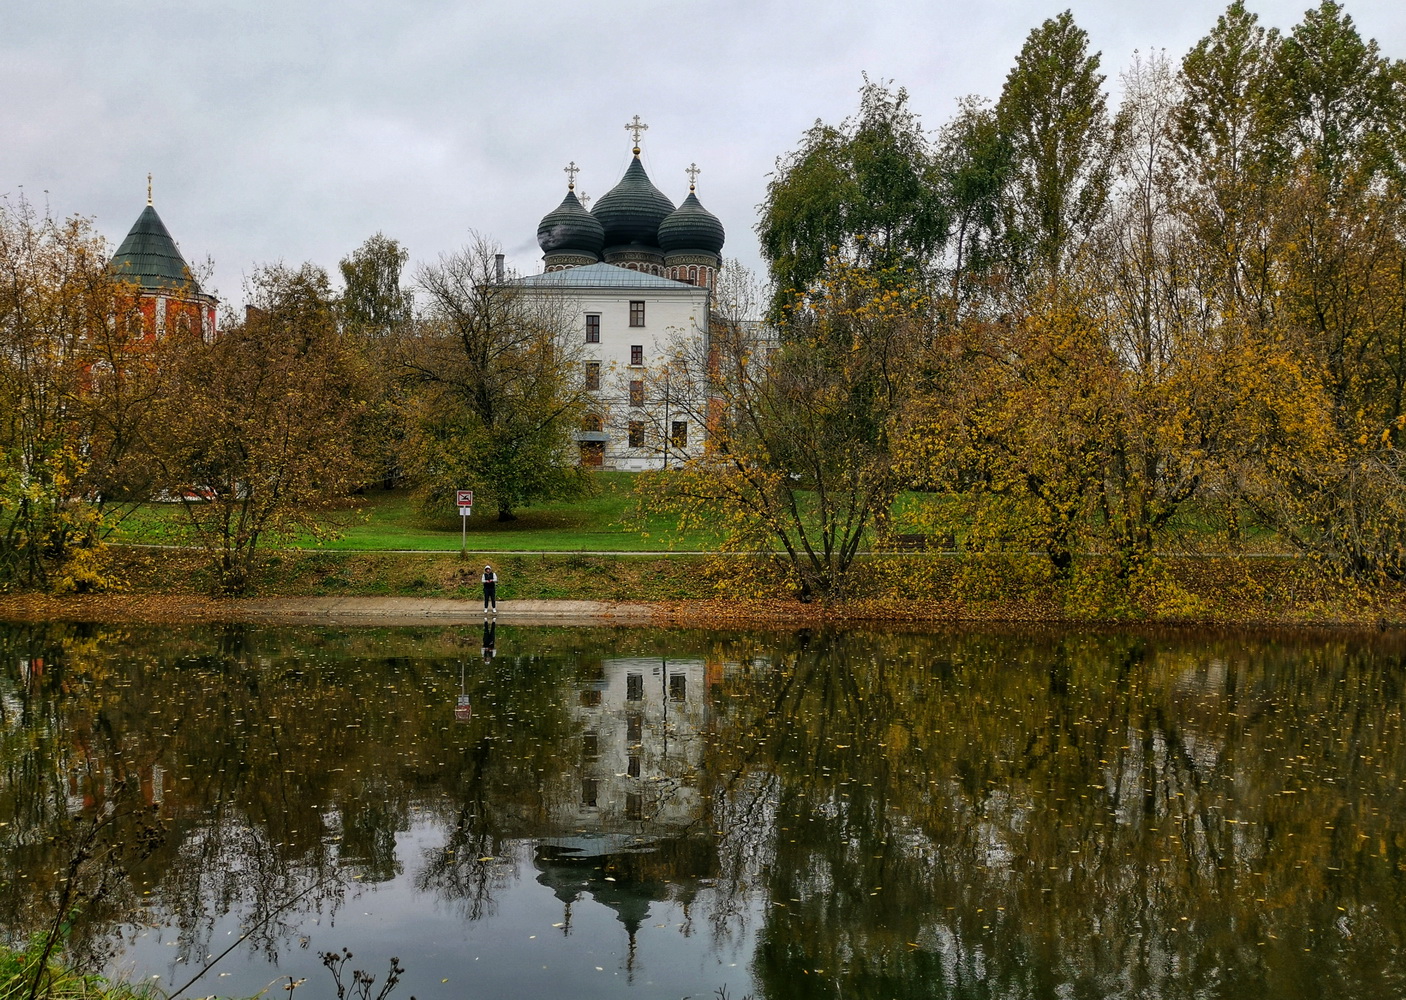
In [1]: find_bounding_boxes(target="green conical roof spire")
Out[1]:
[110,202,201,293]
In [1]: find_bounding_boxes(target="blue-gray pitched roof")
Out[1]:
[513,262,697,290]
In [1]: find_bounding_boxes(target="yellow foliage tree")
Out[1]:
[636,263,928,600]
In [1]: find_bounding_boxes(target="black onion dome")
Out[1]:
[591,157,675,248]
[658,191,725,255]
[537,190,604,257]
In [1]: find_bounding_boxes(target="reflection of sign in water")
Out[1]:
[455,655,476,723]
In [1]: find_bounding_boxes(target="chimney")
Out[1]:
[494,254,505,284]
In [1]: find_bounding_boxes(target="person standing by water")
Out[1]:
[482,564,498,615]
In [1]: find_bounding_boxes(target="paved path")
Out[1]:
[232,597,657,625]
[0,594,661,626]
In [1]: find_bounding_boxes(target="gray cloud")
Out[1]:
[6,0,1403,310]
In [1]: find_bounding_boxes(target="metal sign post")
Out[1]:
[456,490,473,554]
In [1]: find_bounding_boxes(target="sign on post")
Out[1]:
[456,490,474,552]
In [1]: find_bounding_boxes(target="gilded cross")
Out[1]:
[625,115,649,150]
[564,161,580,189]
[685,163,700,190]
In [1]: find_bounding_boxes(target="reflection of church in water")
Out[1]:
[532,655,723,957]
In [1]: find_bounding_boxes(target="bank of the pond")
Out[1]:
[2,589,1405,631]
[6,545,1406,628]
[0,943,217,1000]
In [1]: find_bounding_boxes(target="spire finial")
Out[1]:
[625,115,649,155]
[564,161,580,190]
[579,191,591,209]
[147,173,153,206]
[685,163,700,192]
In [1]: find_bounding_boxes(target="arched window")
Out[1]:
[582,413,603,433]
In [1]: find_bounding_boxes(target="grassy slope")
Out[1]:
[93,472,1406,625]
[114,472,719,552]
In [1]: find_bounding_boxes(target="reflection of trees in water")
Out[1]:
[706,629,1406,999]
[0,623,500,969]
[1,625,160,971]
[414,738,519,923]
[2,621,654,970]
[4,622,1406,997]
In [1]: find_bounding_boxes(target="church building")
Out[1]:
[109,178,217,341]
[517,117,724,471]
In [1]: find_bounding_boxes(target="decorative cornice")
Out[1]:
[605,248,665,265]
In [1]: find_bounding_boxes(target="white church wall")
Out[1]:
[523,274,710,471]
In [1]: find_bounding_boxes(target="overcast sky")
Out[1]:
[5,0,1404,310]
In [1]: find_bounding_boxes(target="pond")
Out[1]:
[2,620,1405,1000]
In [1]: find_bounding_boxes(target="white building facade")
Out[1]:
[520,122,725,471]
[515,264,710,470]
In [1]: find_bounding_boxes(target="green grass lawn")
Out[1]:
[113,472,721,552]
[111,473,1282,558]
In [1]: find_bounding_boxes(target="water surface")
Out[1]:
[2,621,1404,999]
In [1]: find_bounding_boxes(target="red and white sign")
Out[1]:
[456,490,474,506]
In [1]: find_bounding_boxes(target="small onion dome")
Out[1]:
[592,157,675,248]
[659,191,725,256]
[537,189,604,259]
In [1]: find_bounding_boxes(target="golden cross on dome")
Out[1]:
[564,161,580,190]
[685,163,700,191]
[625,115,649,153]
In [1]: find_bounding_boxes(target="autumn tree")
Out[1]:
[1171,0,1282,322]
[994,10,1122,279]
[934,95,1012,314]
[757,77,946,321]
[1266,0,1401,188]
[1211,3,1406,579]
[637,263,925,600]
[339,232,415,489]
[898,45,1335,588]
[0,197,143,591]
[339,231,412,339]
[148,263,368,594]
[403,237,591,521]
